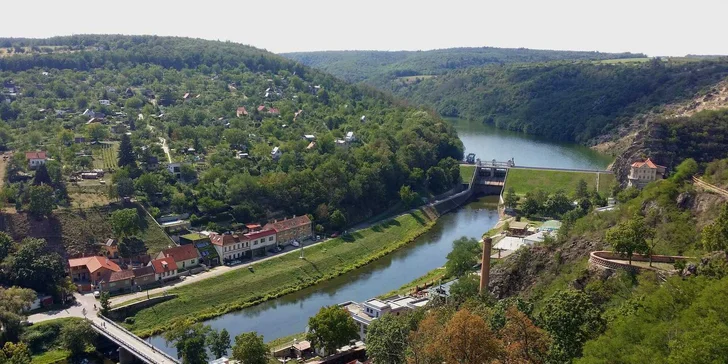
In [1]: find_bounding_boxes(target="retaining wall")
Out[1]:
[107,295,178,321]
[588,251,689,274]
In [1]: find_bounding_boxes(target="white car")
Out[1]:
[93,290,101,298]
[291,241,300,247]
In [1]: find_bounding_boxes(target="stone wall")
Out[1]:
[107,294,177,321]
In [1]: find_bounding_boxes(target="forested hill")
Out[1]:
[282,47,644,86]
[0,35,463,232]
[392,58,728,143]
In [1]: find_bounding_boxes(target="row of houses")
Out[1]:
[70,215,314,293]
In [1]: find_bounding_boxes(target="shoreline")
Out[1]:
[129,209,440,338]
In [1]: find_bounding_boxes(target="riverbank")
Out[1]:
[124,210,438,337]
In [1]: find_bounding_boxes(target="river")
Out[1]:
[149,118,611,355]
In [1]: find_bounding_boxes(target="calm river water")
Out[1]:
[149,119,611,355]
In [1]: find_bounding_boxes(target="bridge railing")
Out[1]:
[96,316,180,363]
[90,320,158,364]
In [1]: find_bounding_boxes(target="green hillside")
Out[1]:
[0,35,463,231]
[282,47,644,86]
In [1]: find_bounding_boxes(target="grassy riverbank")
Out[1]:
[125,210,437,337]
[505,169,615,195]
[379,267,449,298]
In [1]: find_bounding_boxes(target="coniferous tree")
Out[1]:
[118,133,136,168]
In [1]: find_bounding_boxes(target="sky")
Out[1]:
[2,0,727,56]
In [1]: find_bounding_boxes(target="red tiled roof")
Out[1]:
[150,257,177,274]
[68,256,121,274]
[268,108,280,115]
[631,158,662,169]
[244,229,276,240]
[107,270,134,282]
[245,223,261,230]
[264,215,312,232]
[209,232,242,246]
[257,105,266,112]
[132,266,155,277]
[237,107,248,116]
[161,244,199,262]
[25,151,47,160]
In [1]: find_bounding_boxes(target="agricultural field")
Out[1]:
[396,74,436,84]
[124,209,437,336]
[505,168,615,196]
[92,141,119,172]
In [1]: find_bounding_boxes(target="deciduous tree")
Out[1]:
[500,307,550,364]
[231,332,268,364]
[61,319,97,357]
[439,308,503,364]
[110,208,141,238]
[28,184,55,218]
[606,216,652,265]
[539,289,604,362]
[307,306,359,356]
[445,237,480,277]
[208,328,231,359]
[164,323,210,364]
[366,313,410,364]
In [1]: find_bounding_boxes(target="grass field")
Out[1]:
[597,57,651,64]
[379,266,448,298]
[125,210,437,336]
[23,317,83,364]
[505,169,615,196]
[459,165,476,184]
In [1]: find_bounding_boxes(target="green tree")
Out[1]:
[32,164,52,186]
[28,184,55,218]
[540,290,604,362]
[445,237,480,277]
[330,209,347,231]
[110,208,141,238]
[671,158,698,182]
[0,231,13,262]
[306,306,359,356]
[117,237,147,264]
[449,274,481,304]
[231,332,268,364]
[702,204,728,258]
[426,166,449,194]
[366,313,411,364]
[118,133,136,168]
[3,238,65,293]
[208,329,232,359]
[99,291,111,316]
[606,216,652,265]
[503,187,519,209]
[398,185,419,208]
[86,123,109,142]
[61,319,97,357]
[574,179,589,199]
[116,177,135,199]
[0,287,35,343]
[164,323,210,364]
[0,342,32,364]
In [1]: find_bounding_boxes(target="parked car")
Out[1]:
[330,232,339,238]
[291,241,300,247]
[93,290,101,298]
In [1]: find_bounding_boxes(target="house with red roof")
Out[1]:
[68,256,121,292]
[25,151,47,169]
[99,270,135,293]
[210,232,251,263]
[156,244,200,271]
[150,256,178,281]
[628,158,666,189]
[264,215,312,245]
[245,229,277,257]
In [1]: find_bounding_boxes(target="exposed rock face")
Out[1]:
[488,238,606,299]
[610,122,673,185]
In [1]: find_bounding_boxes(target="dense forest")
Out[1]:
[0,35,463,237]
[283,47,643,86]
[390,59,728,143]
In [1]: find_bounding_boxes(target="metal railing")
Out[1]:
[93,316,180,363]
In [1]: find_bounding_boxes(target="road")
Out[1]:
[159,137,172,163]
[693,177,728,199]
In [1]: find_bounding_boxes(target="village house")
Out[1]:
[25,151,47,169]
[264,215,312,245]
[132,266,156,287]
[150,256,178,281]
[627,158,666,189]
[99,270,134,293]
[507,221,530,236]
[345,131,356,143]
[99,99,111,106]
[156,244,200,271]
[102,239,119,259]
[245,229,277,256]
[167,162,182,179]
[68,256,121,292]
[271,146,282,160]
[210,232,251,262]
[342,296,429,340]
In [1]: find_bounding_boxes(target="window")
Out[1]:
[268,236,273,241]
[191,259,195,264]
[182,262,185,268]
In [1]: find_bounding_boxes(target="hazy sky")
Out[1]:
[2,0,727,56]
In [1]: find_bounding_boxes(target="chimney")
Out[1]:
[480,237,492,294]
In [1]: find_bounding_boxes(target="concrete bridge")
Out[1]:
[91,315,179,364]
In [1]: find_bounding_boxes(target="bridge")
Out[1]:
[91,315,179,364]
[28,294,179,364]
